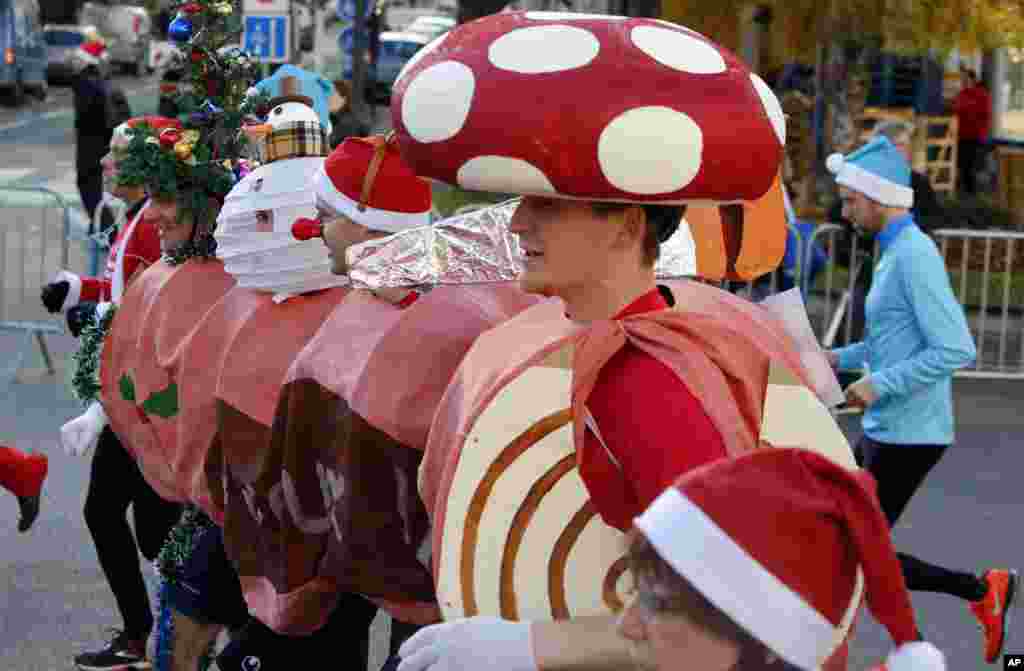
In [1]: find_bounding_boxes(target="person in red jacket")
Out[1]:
[40,116,176,327]
[0,444,47,532]
[951,68,992,195]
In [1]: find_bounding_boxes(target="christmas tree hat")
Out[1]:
[118,0,270,265]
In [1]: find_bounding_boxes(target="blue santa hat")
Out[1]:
[826,137,914,209]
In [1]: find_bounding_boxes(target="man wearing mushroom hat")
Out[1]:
[209,133,537,669]
[386,11,857,671]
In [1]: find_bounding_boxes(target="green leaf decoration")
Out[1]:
[119,373,136,402]
[141,382,180,419]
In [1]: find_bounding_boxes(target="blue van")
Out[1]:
[0,0,47,105]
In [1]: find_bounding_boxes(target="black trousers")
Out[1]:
[855,436,985,603]
[958,139,985,196]
[84,427,183,640]
[76,132,111,222]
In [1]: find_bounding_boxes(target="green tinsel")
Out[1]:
[156,505,216,585]
[70,304,118,407]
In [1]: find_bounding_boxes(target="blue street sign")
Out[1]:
[336,0,375,21]
[243,14,290,63]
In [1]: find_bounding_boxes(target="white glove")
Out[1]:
[95,301,113,322]
[60,402,108,457]
[397,616,537,671]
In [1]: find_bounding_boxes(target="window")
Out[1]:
[1000,48,1024,141]
[44,30,84,47]
[380,40,422,60]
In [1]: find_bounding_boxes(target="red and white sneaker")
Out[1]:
[969,568,1018,664]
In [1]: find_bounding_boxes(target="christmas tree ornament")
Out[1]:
[174,141,195,161]
[191,50,205,63]
[160,127,183,148]
[181,2,202,14]
[168,16,193,43]
[213,2,233,16]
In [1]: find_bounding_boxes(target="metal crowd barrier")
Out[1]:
[0,187,94,383]
[800,223,1024,379]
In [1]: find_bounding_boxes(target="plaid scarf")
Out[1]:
[263,121,328,164]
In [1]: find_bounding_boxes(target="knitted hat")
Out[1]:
[313,134,432,234]
[634,448,945,671]
[826,137,914,208]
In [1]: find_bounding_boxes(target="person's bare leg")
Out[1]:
[171,609,222,671]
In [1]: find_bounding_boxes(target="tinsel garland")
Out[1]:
[162,232,219,267]
[70,304,118,406]
[156,504,216,585]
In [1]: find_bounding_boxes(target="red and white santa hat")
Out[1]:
[313,134,432,234]
[634,448,945,671]
[112,115,183,145]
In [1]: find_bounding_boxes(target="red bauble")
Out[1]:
[191,50,205,63]
[181,2,202,14]
[159,127,182,148]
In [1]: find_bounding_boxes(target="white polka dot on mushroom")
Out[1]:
[395,32,448,87]
[457,156,556,194]
[598,106,703,195]
[525,11,624,20]
[750,73,786,144]
[630,26,725,74]
[488,25,600,73]
[401,61,475,143]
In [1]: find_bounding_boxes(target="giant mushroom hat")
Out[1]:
[390,11,788,280]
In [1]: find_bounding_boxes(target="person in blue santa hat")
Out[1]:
[825,137,1016,665]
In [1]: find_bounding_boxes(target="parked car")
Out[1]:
[78,2,151,75]
[44,23,109,82]
[341,31,427,103]
[0,0,47,104]
[404,14,453,40]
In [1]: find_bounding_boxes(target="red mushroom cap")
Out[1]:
[390,12,785,204]
[292,217,323,241]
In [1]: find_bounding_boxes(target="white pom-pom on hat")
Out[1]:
[826,152,845,175]
[882,641,946,671]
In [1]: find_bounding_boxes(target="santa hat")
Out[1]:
[313,134,431,234]
[826,137,914,209]
[70,40,105,73]
[112,116,183,145]
[634,448,945,671]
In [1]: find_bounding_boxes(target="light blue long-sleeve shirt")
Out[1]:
[834,214,976,445]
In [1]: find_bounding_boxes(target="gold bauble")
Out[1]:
[174,141,195,160]
[213,2,232,15]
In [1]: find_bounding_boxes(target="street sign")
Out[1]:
[336,0,375,21]
[242,14,291,63]
[243,0,290,13]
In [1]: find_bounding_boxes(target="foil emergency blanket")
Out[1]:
[346,199,699,289]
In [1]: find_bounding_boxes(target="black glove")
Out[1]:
[40,281,70,314]
[66,302,98,338]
